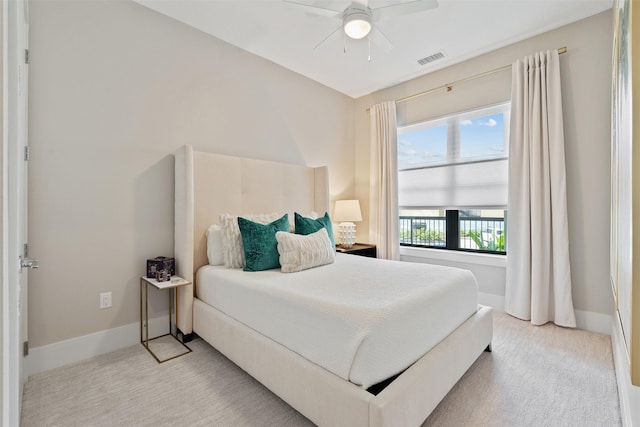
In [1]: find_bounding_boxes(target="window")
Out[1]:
[397,103,510,254]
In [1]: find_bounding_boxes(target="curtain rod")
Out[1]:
[367,46,567,112]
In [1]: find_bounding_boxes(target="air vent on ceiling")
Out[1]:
[417,51,446,66]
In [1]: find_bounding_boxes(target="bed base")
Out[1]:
[176,329,194,343]
[194,299,493,427]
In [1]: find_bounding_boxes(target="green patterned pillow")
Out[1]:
[238,214,289,272]
[295,212,335,248]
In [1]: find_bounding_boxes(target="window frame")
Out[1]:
[400,209,507,255]
[398,102,510,256]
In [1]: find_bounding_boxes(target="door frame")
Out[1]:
[2,0,29,425]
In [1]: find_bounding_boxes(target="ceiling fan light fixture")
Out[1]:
[343,10,371,39]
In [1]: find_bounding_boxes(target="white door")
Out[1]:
[3,0,33,425]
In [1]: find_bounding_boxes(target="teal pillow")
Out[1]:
[238,214,289,272]
[295,212,335,248]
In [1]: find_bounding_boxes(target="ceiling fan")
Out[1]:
[284,0,439,54]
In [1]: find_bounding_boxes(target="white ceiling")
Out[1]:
[134,0,612,98]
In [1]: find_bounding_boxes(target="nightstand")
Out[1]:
[336,243,377,258]
[140,276,192,363]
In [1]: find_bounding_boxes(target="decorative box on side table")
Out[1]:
[335,243,377,258]
[140,276,192,363]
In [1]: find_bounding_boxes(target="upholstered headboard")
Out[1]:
[174,145,330,336]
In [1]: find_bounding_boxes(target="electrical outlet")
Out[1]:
[99,292,112,309]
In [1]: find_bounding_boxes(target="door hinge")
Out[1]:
[24,146,30,161]
[23,341,29,357]
[24,49,29,64]
[24,243,29,257]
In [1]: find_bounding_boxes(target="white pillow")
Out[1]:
[219,212,281,268]
[206,224,224,266]
[276,228,335,273]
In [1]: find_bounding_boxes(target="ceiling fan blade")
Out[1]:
[313,24,344,50]
[283,0,345,17]
[372,0,438,22]
[370,26,393,53]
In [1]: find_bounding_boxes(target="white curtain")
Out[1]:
[369,101,399,260]
[505,50,576,327]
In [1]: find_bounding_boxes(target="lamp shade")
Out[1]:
[334,200,363,222]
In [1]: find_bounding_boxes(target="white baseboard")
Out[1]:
[27,316,169,377]
[611,314,640,427]
[478,292,611,335]
[574,309,612,336]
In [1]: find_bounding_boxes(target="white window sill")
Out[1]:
[400,246,507,268]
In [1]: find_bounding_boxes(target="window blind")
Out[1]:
[398,157,508,209]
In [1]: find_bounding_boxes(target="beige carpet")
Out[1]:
[423,313,620,427]
[21,313,621,427]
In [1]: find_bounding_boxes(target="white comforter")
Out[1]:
[196,254,478,389]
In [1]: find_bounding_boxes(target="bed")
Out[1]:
[174,145,493,426]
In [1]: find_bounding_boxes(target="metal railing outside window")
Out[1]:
[458,216,506,252]
[400,213,506,254]
[399,216,446,247]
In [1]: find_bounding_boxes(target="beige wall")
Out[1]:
[28,0,614,348]
[355,11,614,316]
[28,0,354,347]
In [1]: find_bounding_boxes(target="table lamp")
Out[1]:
[334,200,362,249]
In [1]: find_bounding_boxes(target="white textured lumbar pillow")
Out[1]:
[276,228,336,273]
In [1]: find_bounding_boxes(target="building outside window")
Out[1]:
[397,102,510,254]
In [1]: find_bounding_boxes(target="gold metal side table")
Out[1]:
[140,276,192,363]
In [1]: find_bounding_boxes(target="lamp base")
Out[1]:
[338,222,357,249]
